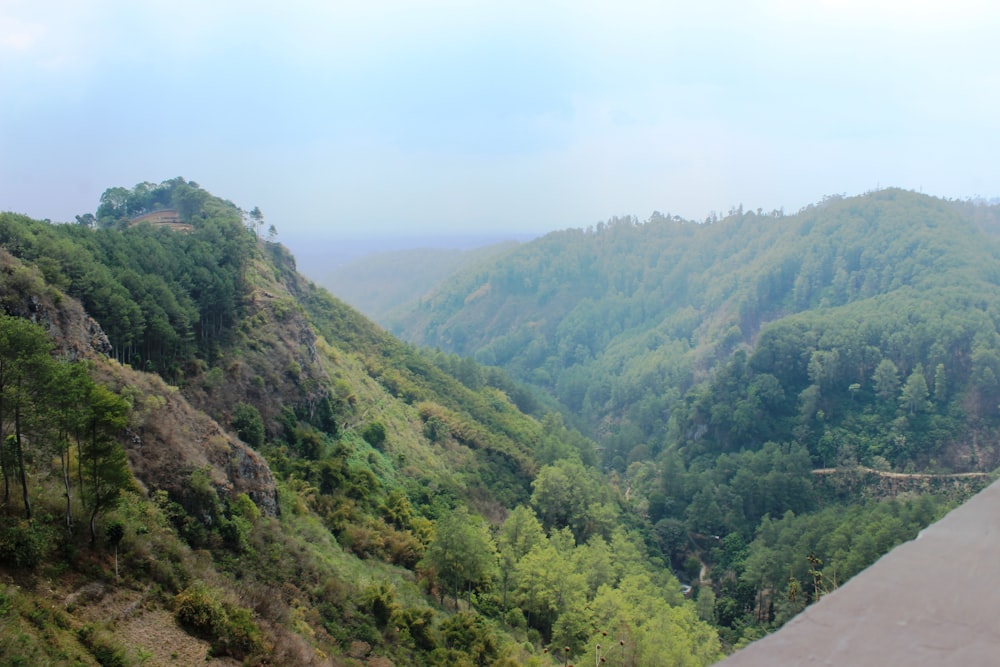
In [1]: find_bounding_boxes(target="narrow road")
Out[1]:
[811,466,989,479]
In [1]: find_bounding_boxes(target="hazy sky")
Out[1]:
[2,0,998,245]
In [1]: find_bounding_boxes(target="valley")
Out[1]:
[0,181,997,665]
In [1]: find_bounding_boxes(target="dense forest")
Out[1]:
[393,190,1000,474]
[0,182,990,665]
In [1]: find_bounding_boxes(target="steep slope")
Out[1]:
[0,180,724,667]
[0,244,278,517]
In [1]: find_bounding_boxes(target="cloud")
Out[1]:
[2,0,999,236]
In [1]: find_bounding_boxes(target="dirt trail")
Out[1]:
[812,466,989,480]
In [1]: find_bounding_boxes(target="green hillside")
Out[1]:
[0,180,731,666]
[392,190,1000,474]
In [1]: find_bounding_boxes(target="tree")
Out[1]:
[873,359,900,403]
[933,363,948,403]
[512,542,585,637]
[900,368,930,415]
[232,402,265,448]
[96,187,131,226]
[497,505,546,608]
[42,361,92,530]
[422,507,498,606]
[81,384,131,543]
[248,206,264,239]
[75,213,96,228]
[0,315,57,519]
[106,520,125,579]
[530,459,612,542]
[696,587,716,623]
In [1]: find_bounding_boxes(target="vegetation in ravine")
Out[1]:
[0,179,729,666]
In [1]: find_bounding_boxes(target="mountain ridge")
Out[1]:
[390,189,1000,472]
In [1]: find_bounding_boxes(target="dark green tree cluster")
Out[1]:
[94,177,237,229]
[0,179,256,376]
[704,494,952,646]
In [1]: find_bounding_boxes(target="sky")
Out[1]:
[2,0,999,251]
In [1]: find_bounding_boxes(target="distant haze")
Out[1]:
[2,1,998,240]
[286,232,538,276]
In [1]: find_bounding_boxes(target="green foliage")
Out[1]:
[439,611,500,666]
[0,178,255,375]
[0,520,47,568]
[422,506,498,606]
[530,458,619,542]
[174,583,264,659]
[104,521,125,547]
[81,383,132,543]
[392,190,1000,475]
[77,624,129,667]
[233,401,265,447]
[3,183,983,664]
[362,421,387,448]
[715,494,956,637]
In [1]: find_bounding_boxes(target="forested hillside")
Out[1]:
[0,180,733,666]
[388,189,1000,643]
[393,190,1000,473]
[0,182,989,664]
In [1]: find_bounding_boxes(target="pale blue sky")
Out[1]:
[2,0,998,248]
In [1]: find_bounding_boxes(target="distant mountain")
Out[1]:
[312,241,521,324]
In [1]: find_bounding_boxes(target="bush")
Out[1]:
[77,624,128,667]
[233,402,265,448]
[361,421,387,448]
[174,584,264,659]
[0,520,47,568]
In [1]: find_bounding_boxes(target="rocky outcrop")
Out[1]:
[0,249,112,358]
[96,361,279,517]
[181,255,333,437]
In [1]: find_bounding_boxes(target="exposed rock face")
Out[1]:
[0,250,113,358]
[226,439,280,516]
[97,361,279,517]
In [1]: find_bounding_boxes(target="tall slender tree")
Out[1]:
[0,315,57,519]
[81,383,131,543]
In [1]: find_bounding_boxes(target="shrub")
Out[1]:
[174,584,264,659]
[77,624,128,667]
[232,402,265,448]
[0,520,47,568]
[361,421,387,448]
